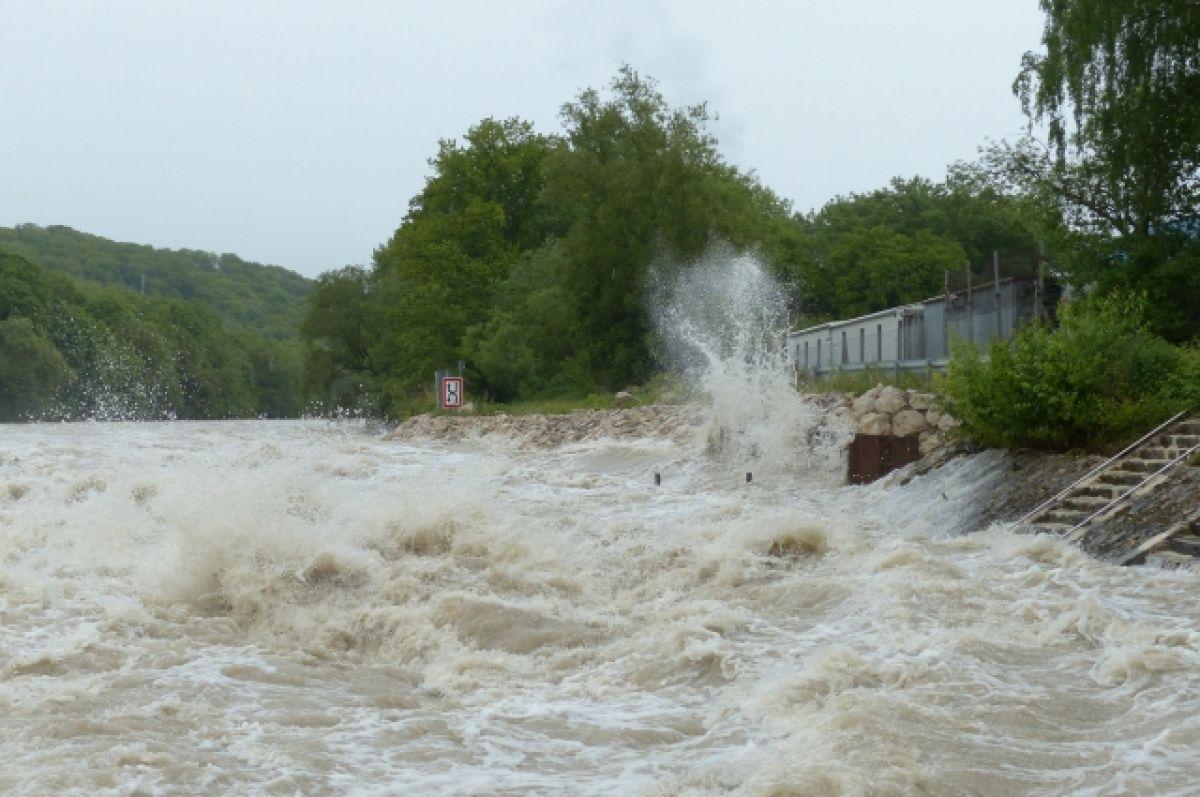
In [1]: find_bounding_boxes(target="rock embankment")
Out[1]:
[390,387,963,458]
[388,404,706,447]
[821,385,960,455]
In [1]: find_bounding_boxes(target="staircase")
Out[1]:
[1119,512,1200,569]
[1019,408,1200,559]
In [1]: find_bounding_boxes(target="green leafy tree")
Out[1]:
[804,226,965,319]
[366,118,559,408]
[543,65,791,389]
[463,241,582,400]
[796,175,1044,323]
[300,266,378,412]
[1016,0,1199,236]
[1011,1,1200,340]
[0,250,52,324]
[0,317,70,420]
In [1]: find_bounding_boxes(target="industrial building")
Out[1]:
[786,269,1053,379]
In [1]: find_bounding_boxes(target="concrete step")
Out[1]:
[1115,460,1158,474]
[1076,485,1119,499]
[1097,471,1142,487]
[1146,550,1198,570]
[1126,448,1195,468]
[1060,496,1109,512]
[1024,412,1199,545]
[1033,521,1076,532]
[1168,535,1200,556]
[1036,510,1089,526]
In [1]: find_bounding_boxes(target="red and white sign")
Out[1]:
[440,376,464,409]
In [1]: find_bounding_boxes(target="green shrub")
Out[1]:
[941,293,1199,451]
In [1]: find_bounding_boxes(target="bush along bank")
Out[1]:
[940,293,1200,453]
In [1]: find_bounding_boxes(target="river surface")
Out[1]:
[2,419,1199,796]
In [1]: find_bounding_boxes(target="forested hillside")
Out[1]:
[0,224,311,340]
[0,248,303,420]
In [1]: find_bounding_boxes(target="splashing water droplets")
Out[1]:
[654,248,847,482]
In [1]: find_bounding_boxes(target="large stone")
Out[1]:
[614,390,635,407]
[892,409,928,438]
[910,392,935,411]
[828,406,857,429]
[919,430,943,456]
[858,412,892,436]
[875,386,907,415]
[936,413,960,432]
[851,392,876,417]
[924,408,943,427]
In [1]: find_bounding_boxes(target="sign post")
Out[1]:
[440,375,464,410]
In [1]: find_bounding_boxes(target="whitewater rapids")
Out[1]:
[3,419,1200,796]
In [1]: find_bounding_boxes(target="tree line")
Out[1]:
[301,66,1045,414]
[0,248,303,420]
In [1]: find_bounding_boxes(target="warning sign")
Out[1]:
[440,376,464,410]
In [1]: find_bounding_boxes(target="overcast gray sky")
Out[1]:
[0,1,1045,277]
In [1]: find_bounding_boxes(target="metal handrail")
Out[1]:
[1017,406,1194,526]
[1066,440,1200,542]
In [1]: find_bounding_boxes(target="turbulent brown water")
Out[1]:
[3,418,1200,796]
[5,256,1200,795]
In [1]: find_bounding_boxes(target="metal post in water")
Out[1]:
[745,472,753,484]
[654,472,661,486]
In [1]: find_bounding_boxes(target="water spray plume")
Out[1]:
[653,246,848,481]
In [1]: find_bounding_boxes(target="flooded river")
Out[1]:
[3,418,1200,795]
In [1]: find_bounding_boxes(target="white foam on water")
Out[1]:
[3,418,1200,795]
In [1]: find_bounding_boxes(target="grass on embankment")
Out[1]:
[414,373,698,418]
[795,368,936,396]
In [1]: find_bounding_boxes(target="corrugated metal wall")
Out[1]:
[787,277,1042,375]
